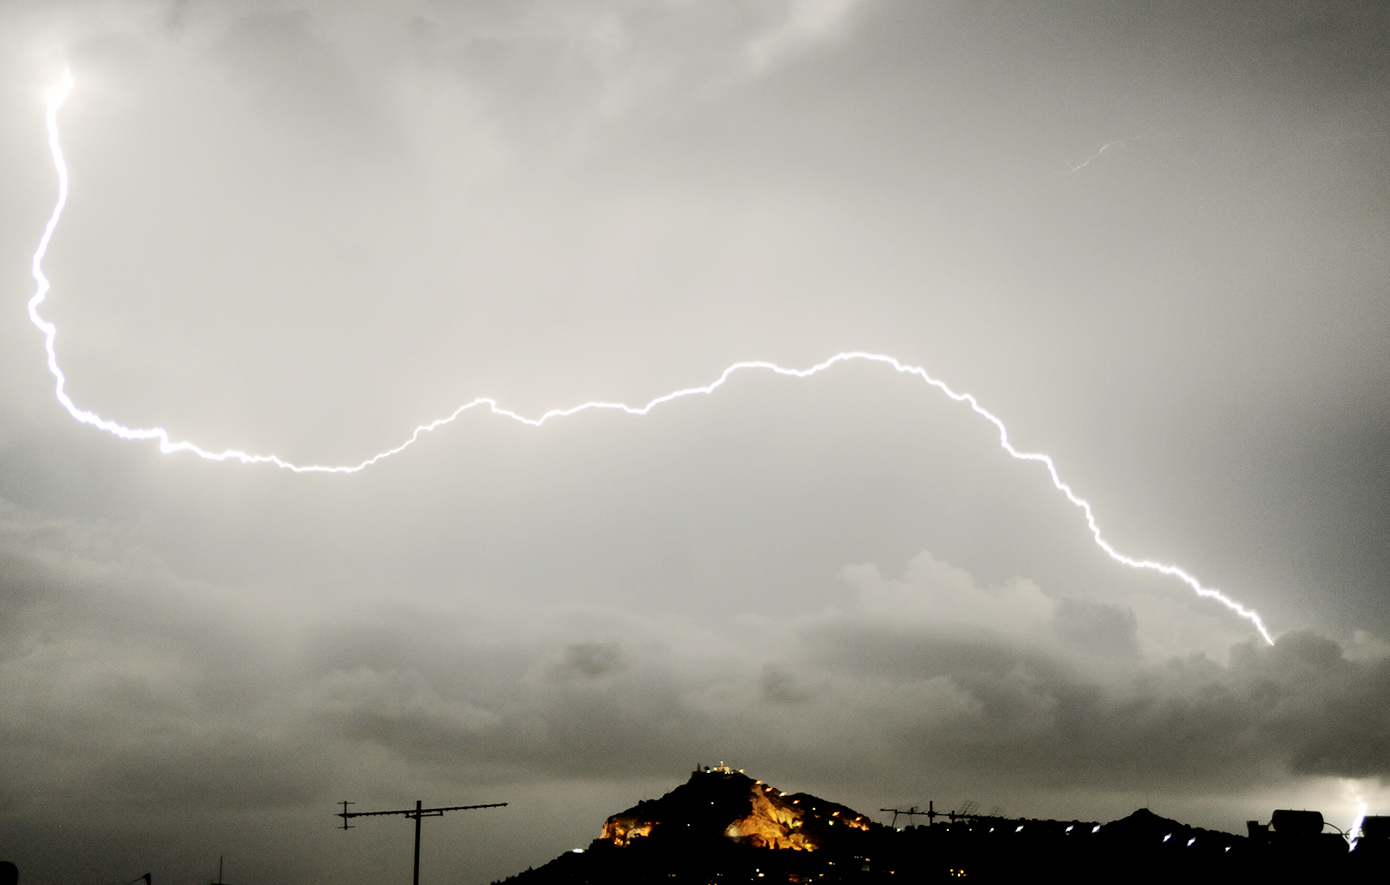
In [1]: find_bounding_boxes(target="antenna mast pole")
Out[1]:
[412,800,422,885]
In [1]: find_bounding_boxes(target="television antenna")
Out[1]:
[880,802,941,828]
[338,799,507,885]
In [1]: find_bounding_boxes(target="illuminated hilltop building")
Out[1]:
[602,765,869,852]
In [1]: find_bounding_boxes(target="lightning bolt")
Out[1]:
[1350,794,1368,851]
[27,72,1275,646]
[1065,139,1125,174]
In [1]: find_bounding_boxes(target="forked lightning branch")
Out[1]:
[26,72,1276,645]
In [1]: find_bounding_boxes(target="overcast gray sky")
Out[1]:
[2,1,1389,882]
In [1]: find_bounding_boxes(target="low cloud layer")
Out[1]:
[2,499,1386,880]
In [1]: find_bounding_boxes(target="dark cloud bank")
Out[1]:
[1,501,1387,881]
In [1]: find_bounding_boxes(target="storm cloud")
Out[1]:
[1,2,1388,883]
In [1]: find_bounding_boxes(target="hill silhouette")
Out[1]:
[495,767,1386,883]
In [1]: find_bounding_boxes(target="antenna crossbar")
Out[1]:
[339,802,507,822]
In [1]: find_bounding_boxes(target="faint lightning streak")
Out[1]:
[1066,139,1125,174]
[28,73,1275,645]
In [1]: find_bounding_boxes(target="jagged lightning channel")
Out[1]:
[27,72,1275,645]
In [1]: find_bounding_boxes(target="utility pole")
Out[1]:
[338,799,507,885]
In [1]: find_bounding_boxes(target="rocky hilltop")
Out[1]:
[601,765,870,851]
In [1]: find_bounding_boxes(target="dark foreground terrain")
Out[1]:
[496,767,1387,884]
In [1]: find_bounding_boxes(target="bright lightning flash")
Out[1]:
[27,73,1275,646]
[1350,796,1368,851]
